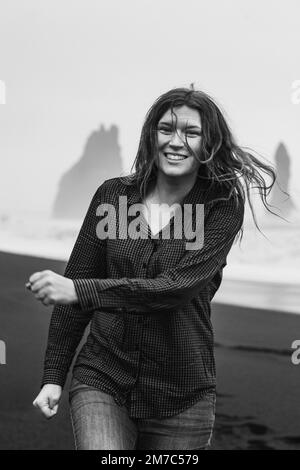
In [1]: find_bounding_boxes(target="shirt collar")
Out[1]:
[125,175,226,207]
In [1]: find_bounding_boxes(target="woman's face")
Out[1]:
[155,105,202,178]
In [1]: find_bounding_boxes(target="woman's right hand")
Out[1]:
[33,384,62,419]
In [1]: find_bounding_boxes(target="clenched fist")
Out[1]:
[33,384,62,419]
[26,270,78,306]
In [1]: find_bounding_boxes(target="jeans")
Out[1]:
[68,376,216,450]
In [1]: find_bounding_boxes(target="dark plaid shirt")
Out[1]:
[42,176,244,418]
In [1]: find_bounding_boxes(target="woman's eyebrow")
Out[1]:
[158,121,201,129]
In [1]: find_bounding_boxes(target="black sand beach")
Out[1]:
[1,251,300,450]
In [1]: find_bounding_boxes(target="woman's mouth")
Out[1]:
[164,153,188,162]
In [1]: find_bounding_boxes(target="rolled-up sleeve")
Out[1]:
[41,181,108,388]
[73,195,244,315]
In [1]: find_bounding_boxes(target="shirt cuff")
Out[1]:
[73,279,100,312]
[41,368,68,389]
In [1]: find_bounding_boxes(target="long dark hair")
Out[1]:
[120,86,290,241]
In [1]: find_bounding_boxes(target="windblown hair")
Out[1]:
[120,86,290,241]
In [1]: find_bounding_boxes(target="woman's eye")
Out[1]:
[188,133,202,138]
[157,128,171,134]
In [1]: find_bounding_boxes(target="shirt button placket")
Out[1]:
[134,317,143,350]
[152,239,159,252]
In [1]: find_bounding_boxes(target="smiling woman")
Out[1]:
[29,85,289,451]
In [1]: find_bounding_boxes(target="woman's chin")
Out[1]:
[158,167,191,178]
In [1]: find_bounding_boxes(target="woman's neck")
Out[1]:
[148,173,198,206]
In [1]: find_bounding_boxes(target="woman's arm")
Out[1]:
[41,181,108,388]
[73,195,244,315]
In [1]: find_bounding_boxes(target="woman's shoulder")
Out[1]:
[204,184,245,225]
[95,175,136,198]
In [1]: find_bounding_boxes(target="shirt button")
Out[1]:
[117,307,126,314]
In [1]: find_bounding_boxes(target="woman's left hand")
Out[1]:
[26,270,78,306]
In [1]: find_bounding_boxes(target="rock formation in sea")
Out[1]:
[52,124,123,220]
[265,142,297,222]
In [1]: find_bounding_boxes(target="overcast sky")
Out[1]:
[0,0,299,216]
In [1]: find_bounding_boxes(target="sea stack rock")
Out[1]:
[266,142,296,219]
[52,124,123,219]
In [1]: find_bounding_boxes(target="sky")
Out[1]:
[0,0,299,216]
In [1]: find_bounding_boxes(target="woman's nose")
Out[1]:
[169,131,185,147]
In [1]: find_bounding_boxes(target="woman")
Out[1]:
[28,86,283,450]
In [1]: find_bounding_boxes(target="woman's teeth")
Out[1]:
[164,153,187,161]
